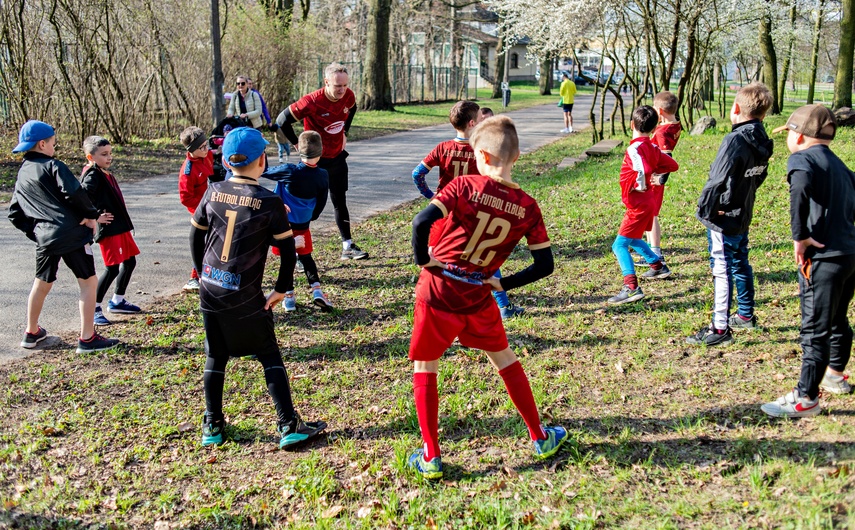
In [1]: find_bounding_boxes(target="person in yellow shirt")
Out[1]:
[559,73,577,133]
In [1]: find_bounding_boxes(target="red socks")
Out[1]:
[499,361,546,441]
[413,372,440,460]
[650,260,663,271]
[623,274,638,290]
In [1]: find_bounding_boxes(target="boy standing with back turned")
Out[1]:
[408,115,567,480]
[688,83,773,346]
[762,105,855,418]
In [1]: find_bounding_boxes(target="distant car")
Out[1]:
[824,74,835,83]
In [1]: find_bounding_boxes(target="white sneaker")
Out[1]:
[568,127,574,133]
[820,372,852,394]
[560,128,569,134]
[761,389,820,418]
[278,156,284,164]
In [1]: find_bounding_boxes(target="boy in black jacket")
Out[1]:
[762,105,855,418]
[688,83,773,346]
[7,121,120,353]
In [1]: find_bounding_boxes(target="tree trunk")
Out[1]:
[834,0,855,109]
[300,0,310,20]
[807,0,826,104]
[491,31,505,99]
[777,3,797,111]
[759,1,780,114]
[359,0,393,110]
[662,0,681,90]
[539,55,552,95]
[676,15,698,122]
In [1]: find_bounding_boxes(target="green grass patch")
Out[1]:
[2,101,855,528]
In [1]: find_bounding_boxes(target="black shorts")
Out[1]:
[562,104,574,113]
[318,150,349,195]
[35,245,97,283]
[202,311,279,359]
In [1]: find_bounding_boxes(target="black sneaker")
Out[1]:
[20,326,48,349]
[686,325,733,346]
[76,333,120,354]
[201,414,226,446]
[277,414,327,450]
[340,243,369,260]
[729,314,757,330]
[641,264,672,280]
[608,285,644,305]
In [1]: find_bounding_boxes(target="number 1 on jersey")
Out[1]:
[221,209,237,262]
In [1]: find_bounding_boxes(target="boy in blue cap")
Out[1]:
[189,127,326,449]
[7,120,120,353]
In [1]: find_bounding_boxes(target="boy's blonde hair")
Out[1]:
[180,126,205,149]
[734,83,773,119]
[470,115,519,164]
[83,136,110,155]
[653,92,679,115]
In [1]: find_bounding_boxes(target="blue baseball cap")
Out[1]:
[13,120,56,153]
[222,127,268,167]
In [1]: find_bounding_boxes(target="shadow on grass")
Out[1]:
[1,510,256,530]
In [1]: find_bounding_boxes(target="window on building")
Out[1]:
[510,53,519,69]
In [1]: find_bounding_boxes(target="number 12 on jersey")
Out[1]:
[459,211,511,267]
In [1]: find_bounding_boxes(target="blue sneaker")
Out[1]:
[312,287,333,312]
[408,448,443,480]
[283,291,297,312]
[278,415,327,450]
[94,308,112,326]
[107,299,141,314]
[534,425,568,460]
[201,414,225,446]
[500,304,525,320]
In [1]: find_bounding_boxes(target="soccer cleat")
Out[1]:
[686,325,733,346]
[728,313,757,330]
[312,288,333,312]
[534,425,569,460]
[76,333,119,354]
[641,264,672,280]
[408,448,443,480]
[20,326,48,349]
[341,243,369,260]
[500,304,525,320]
[761,389,821,418]
[820,372,852,395]
[94,308,112,326]
[277,415,327,450]
[283,291,297,312]
[201,414,226,446]
[183,278,200,292]
[107,299,141,314]
[608,285,644,305]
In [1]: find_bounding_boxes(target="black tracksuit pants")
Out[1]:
[797,254,855,399]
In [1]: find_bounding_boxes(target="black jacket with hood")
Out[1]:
[8,152,99,254]
[697,120,773,235]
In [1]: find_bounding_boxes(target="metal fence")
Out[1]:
[316,61,483,104]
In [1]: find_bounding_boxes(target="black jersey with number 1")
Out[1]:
[191,177,293,318]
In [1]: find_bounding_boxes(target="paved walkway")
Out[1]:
[0,94,619,364]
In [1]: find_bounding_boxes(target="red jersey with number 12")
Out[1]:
[416,174,551,314]
[423,139,478,193]
[289,88,356,159]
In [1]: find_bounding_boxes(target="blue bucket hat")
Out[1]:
[13,120,56,153]
[222,127,268,167]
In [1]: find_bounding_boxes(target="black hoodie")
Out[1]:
[697,120,774,235]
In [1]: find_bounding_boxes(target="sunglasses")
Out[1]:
[236,81,246,86]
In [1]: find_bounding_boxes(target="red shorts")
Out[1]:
[408,299,509,361]
[618,208,654,240]
[271,228,313,256]
[98,232,140,267]
[651,184,665,216]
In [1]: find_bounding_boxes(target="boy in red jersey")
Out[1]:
[608,106,679,305]
[412,101,525,319]
[407,115,567,480]
[645,91,682,261]
[179,126,215,291]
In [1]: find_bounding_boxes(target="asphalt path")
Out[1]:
[0,94,620,364]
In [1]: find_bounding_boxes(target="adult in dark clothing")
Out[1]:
[274,62,368,261]
[7,120,119,353]
[688,83,774,347]
[762,105,855,418]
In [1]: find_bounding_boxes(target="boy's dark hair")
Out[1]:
[632,106,658,134]
[734,82,773,119]
[298,130,323,159]
[479,107,494,117]
[653,92,679,115]
[180,126,206,149]
[449,101,480,131]
[83,136,110,156]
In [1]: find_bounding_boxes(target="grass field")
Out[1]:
[2,108,855,529]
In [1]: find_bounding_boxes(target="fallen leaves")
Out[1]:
[321,505,344,519]
[205,455,217,465]
[176,421,194,433]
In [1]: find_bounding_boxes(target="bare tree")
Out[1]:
[360,0,394,110]
[834,0,854,109]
